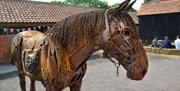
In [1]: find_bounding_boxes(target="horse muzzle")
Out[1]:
[125,59,148,80]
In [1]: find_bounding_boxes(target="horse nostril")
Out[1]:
[142,69,147,76]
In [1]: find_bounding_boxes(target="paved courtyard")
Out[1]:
[0,53,180,91]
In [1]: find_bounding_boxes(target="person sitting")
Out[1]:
[151,37,159,47]
[174,35,180,50]
[162,36,172,48]
[158,39,163,48]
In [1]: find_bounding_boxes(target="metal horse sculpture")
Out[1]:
[11,0,148,91]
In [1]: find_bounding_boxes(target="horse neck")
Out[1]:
[69,38,98,71]
[65,11,106,71]
[46,10,106,72]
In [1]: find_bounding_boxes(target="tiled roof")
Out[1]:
[138,0,180,16]
[128,12,138,24]
[0,0,97,23]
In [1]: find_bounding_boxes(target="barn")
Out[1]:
[138,0,180,43]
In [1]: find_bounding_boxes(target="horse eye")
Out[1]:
[123,31,130,37]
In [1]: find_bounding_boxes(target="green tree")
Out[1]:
[64,0,110,9]
[128,8,136,12]
[51,0,136,10]
[111,3,137,12]
[51,0,64,5]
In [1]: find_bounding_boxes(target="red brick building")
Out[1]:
[138,0,180,43]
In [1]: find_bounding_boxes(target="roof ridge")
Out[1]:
[0,0,98,24]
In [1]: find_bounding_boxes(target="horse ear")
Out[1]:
[110,0,137,14]
[118,0,130,11]
[110,0,130,15]
[125,0,136,11]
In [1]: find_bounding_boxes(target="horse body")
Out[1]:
[11,0,149,91]
[11,31,88,91]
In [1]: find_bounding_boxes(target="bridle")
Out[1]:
[103,9,143,76]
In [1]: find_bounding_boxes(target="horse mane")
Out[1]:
[46,10,106,53]
[121,13,139,40]
[121,14,136,31]
[46,9,137,54]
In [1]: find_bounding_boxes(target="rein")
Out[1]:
[103,9,143,76]
[104,9,130,57]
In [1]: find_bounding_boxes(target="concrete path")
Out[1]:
[0,64,17,80]
[0,53,180,91]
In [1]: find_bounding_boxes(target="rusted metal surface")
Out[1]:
[11,0,149,91]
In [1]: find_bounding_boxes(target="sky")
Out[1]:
[31,0,144,10]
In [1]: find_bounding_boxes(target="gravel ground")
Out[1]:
[0,53,180,91]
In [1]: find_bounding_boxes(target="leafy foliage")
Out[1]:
[51,0,137,11]
[51,0,64,5]
[110,3,137,12]
[64,0,110,9]
[128,8,136,12]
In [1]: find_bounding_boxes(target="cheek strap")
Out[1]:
[102,9,111,42]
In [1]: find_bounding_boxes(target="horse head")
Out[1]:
[23,48,41,73]
[101,0,148,80]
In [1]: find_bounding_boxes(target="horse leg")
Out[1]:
[70,63,87,91]
[19,73,26,91]
[46,84,55,91]
[30,78,36,91]
[69,79,83,91]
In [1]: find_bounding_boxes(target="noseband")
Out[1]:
[103,9,143,76]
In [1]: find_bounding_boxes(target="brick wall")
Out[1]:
[0,35,14,64]
[0,35,9,63]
